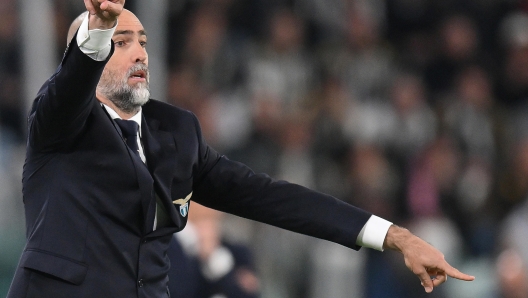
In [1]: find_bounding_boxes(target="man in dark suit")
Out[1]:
[8,1,474,297]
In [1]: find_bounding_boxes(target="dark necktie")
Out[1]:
[115,119,140,157]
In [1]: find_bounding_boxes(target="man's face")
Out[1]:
[97,10,149,113]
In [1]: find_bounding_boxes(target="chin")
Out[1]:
[129,81,148,89]
[132,88,150,106]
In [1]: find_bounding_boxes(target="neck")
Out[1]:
[97,96,139,120]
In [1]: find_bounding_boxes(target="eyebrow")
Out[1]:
[114,29,147,37]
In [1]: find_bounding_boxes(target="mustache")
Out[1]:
[126,63,149,82]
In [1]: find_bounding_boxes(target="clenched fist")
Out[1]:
[84,0,125,29]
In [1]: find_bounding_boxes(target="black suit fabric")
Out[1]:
[8,37,372,298]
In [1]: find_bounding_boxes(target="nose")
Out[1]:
[133,42,148,64]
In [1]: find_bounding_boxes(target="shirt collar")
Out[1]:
[102,103,143,137]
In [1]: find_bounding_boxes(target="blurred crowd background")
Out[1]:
[3,0,528,297]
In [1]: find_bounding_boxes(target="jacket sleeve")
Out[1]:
[27,32,114,151]
[190,114,372,250]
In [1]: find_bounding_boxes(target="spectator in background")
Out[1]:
[496,139,528,218]
[407,136,461,219]
[497,11,528,108]
[496,144,528,296]
[222,95,282,190]
[167,65,208,113]
[443,65,496,161]
[493,15,528,297]
[399,136,464,298]
[178,2,243,92]
[225,4,315,174]
[309,75,352,198]
[230,11,320,294]
[253,113,318,298]
[441,65,499,256]
[387,71,437,164]
[0,1,23,141]
[497,195,528,298]
[424,15,481,102]
[168,203,260,298]
[496,248,528,298]
[0,2,26,296]
[293,0,350,44]
[318,0,394,103]
[0,141,25,297]
[246,7,315,113]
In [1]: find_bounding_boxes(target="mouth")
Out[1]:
[129,70,147,81]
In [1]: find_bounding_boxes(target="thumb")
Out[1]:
[418,271,434,293]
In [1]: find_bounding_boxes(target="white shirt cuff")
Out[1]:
[76,13,116,61]
[356,215,393,251]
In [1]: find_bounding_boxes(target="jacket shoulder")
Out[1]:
[142,99,199,129]
[143,99,195,118]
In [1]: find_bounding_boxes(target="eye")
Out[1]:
[115,41,125,47]
[140,41,147,48]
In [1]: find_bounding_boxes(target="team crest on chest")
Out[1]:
[179,203,189,217]
[173,191,192,217]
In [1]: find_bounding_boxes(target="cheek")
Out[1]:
[106,53,120,67]
[106,52,128,71]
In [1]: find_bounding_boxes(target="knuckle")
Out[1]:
[412,267,426,275]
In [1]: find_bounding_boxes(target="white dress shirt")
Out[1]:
[102,104,146,163]
[75,13,392,250]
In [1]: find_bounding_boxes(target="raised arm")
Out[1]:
[28,1,125,150]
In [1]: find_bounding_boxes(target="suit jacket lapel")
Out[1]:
[100,104,155,234]
[141,115,181,231]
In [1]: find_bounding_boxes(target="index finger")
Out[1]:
[443,262,475,281]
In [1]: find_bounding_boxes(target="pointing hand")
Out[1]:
[384,225,475,293]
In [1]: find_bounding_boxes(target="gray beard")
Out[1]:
[97,64,150,114]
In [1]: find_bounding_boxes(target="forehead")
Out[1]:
[115,10,145,35]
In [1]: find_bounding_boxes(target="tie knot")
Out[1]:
[115,119,139,138]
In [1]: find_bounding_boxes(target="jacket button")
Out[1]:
[138,279,144,287]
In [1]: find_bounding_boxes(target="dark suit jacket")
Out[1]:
[8,36,372,298]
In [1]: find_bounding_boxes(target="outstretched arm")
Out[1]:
[384,225,475,293]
